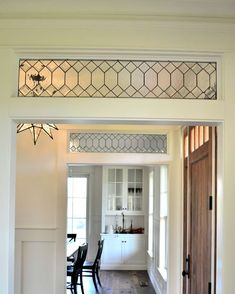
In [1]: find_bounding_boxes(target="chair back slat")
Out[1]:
[74,243,88,270]
[94,239,104,264]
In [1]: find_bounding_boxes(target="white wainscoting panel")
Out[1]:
[15,229,57,294]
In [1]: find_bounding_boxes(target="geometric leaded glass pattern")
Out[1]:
[69,132,167,153]
[19,59,217,99]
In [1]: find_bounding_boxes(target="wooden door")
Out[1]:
[183,126,215,294]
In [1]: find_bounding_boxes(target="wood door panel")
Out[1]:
[190,154,211,294]
[183,127,214,294]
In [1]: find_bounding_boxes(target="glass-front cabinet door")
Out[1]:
[104,166,144,214]
[127,168,143,211]
[107,168,124,211]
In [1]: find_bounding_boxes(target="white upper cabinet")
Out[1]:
[127,168,143,212]
[103,166,144,215]
[107,168,124,211]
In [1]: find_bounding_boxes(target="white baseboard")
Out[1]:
[148,269,162,294]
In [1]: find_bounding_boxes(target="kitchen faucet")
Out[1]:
[122,212,125,232]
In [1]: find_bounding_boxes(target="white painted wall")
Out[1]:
[1,2,235,293]
[16,130,58,229]
[15,229,56,294]
[15,128,59,294]
[167,129,182,294]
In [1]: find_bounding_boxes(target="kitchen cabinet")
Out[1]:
[105,167,124,212]
[127,168,143,212]
[100,234,146,270]
[103,167,144,215]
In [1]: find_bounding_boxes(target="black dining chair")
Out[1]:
[67,233,77,243]
[67,243,88,294]
[82,239,104,291]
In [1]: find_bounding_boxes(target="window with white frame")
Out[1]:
[148,170,154,257]
[18,59,217,100]
[67,173,88,246]
[159,165,168,279]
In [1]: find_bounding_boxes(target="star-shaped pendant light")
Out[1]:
[17,123,58,145]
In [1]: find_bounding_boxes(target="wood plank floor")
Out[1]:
[67,270,156,294]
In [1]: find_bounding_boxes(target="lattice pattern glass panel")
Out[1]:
[69,133,167,153]
[18,59,217,99]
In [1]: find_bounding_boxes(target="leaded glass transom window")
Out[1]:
[18,59,217,99]
[69,133,167,153]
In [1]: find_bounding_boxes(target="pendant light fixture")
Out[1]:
[17,123,58,145]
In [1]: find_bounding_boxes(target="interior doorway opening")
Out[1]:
[14,120,221,294]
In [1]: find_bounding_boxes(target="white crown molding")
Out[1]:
[13,47,223,60]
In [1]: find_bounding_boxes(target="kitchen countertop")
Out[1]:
[100,232,145,235]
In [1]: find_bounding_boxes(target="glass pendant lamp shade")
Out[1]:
[17,123,58,145]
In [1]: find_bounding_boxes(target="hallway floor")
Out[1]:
[66,270,156,293]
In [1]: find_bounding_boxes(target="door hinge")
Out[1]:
[209,196,213,210]
[208,282,212,294]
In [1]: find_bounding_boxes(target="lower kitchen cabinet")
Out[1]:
[100,234,146,270]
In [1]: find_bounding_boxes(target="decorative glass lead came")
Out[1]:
[69,133,167,153]
[18,59,217,99]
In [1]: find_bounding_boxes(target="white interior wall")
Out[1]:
[15,128,58,294]
[168,129,182,294]
[16,130,57,229]
[1,2,235,293]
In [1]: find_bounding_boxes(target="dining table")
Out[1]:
[67,242,78,257]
